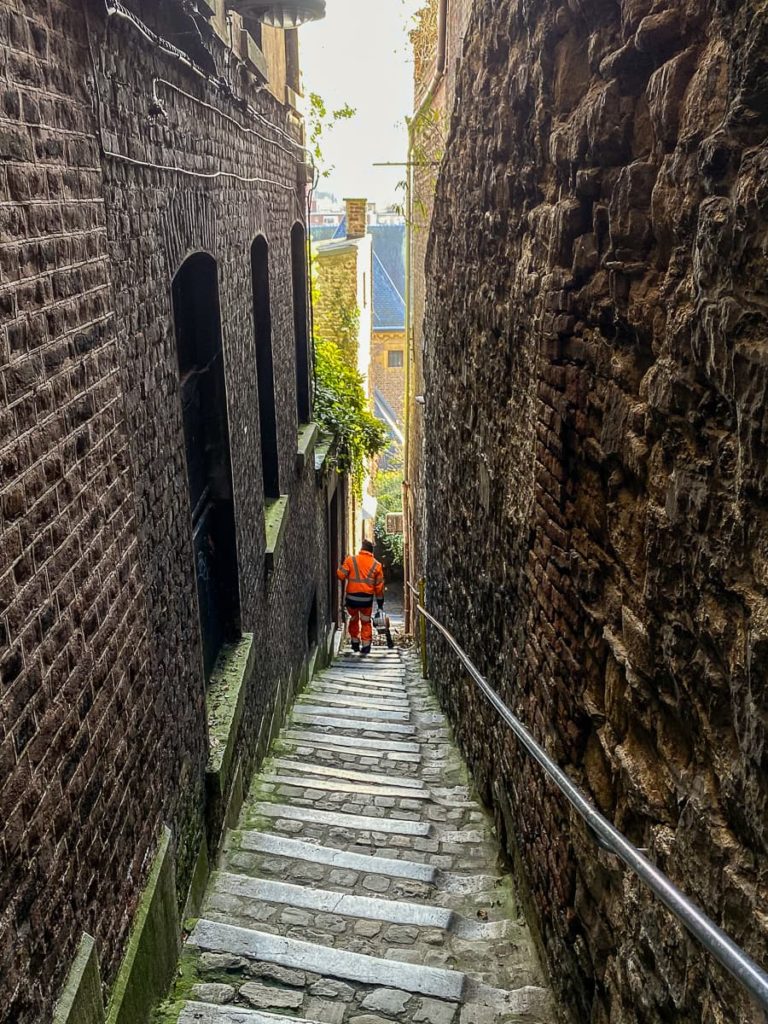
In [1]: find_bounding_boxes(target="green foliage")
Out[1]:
[374,465,404,570]
[308,92,356,179]
[314,340,387,496]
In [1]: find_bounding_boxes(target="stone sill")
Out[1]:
[206,634,255,796]
[265,495,289,573]
[314,439,332,474]
[296,421,319,472]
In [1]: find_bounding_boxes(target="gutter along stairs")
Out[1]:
[157,647,555,1024]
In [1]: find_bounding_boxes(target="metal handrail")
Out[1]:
[407,581,768,1013]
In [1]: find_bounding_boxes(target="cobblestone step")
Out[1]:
[189,920,467,999]
[158,647,554,1024]
[268,759,427,790]
[291,712,417,735]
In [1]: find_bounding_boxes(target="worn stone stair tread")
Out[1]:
[189,920,467,1000]
[208,872,510,941]
[178,1005,323,1024]
[298,692,411,711]
[291,712,417,735]
[296,704,411,723]
[262,773,432,800]
[230,831,438,882]
[306,680,410,697]
[320,671,407,689]
[249,802,433,836]
[210,871,451,926]
[280,736,421,763]
[281,730,420,754]
[269,759,426,790]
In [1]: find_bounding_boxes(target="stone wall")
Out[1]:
[422,1,768,1023]
[0,1,336,1020]
[408,0,473,591]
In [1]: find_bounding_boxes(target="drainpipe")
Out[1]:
[403,0,448,634]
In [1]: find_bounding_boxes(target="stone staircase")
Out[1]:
[155,646,555,1024]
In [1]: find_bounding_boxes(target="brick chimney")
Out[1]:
[344,198,368,239]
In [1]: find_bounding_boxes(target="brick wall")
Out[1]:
[422,1,768,1022]
[371,329,405,422]
[0,2,154,1018]
[0,1,336,1019]
[313,246,359,363]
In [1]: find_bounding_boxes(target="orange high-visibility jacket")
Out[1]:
[337,550,385,605]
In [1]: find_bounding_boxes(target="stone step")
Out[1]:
[296,704,411,723]
[298,691,411,711]
[189,920,467,1001]
[310,681,411,701]
[261,773,433,801]
[269,759,426,790]
[178,1006,319,1024]
[227,831,500,899]
[280,735,421,764]
[281,729,420,754]
[291,712,416,736]
[246,802,432,837]
[208,872,510,941]
[319,672,407,690]
[228,831,438,883]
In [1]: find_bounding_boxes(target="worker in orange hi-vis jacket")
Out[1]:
[337,539,385,655]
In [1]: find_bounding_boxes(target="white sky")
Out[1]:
[300,0,425,207]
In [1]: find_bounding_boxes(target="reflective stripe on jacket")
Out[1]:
[337,550,385,602]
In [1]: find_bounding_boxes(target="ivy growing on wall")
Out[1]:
[314,339,387,496]
[374,465,404,571]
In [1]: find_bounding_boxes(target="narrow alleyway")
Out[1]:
[158,648,554,1024]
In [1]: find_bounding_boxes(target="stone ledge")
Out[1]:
[53,933,104,1024]
[264,496,289,573]
[206,634,255,798]
[296,421,319,472]
[106,827,180,1024]
[314,439,332,474]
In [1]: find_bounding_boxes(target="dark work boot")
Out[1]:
[360,645,371,655]
[351,640,360,653]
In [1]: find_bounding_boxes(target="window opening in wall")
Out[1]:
[291,222,311,423]
[251,237,281,500]
[245,15,263,49]
[388,349,404,368]
[172,253,241,683]
[307,589,318,649]
[285,29,300,94]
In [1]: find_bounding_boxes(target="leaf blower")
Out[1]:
[373,608,395,649]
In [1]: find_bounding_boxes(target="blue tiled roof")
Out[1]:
[310,222,405,331]
[370,225,405,331]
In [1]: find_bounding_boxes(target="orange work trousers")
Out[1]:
[347,604,373,646]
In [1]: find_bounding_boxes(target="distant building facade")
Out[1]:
[0,1,343,1021]
[311,213,406,449]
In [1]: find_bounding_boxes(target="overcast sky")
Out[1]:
[300,0,424,207]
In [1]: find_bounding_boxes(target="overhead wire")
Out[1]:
[86,0,319,396]
[84,0,302,191]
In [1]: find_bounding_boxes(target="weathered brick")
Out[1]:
[1,2,341,1022]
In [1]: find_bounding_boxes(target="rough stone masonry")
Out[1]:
[422,1,768,1022]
